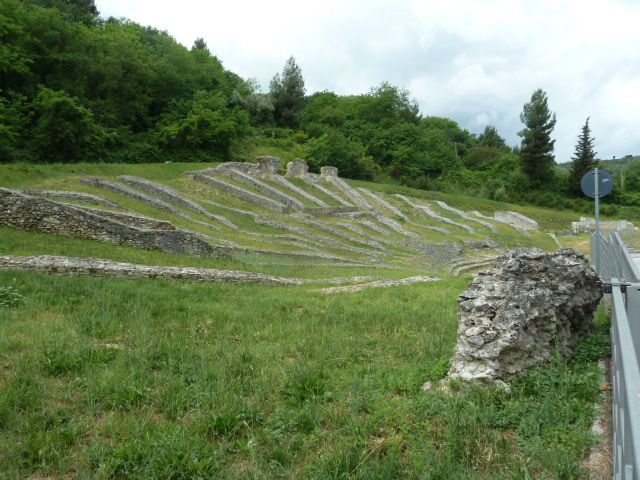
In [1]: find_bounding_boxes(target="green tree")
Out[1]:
[230,78,274,124]
[464,146,502,170]
[157,90,250,159]
[269,56,305,128]
[191,37,209,54]
[30,86,107,162]
[0,93,28,162]
[304,130,372,179]
[25,0,99,24]
[518,89,557,186]
[477,125,506,149]
[568,117,597,196]
[389,127,457,182]
[625,161,640,192]
[421,116,474,159]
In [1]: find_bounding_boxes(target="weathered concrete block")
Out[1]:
[214,162,258,175]
[256,156,281,175]
[285,158,309,178]
[447,248,602,386]
[320,166,338,178]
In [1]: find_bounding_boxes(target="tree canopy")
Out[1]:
[3,0,622,212]
[518,89,557,186]
[269,56,306,128]
[568,117,597,196]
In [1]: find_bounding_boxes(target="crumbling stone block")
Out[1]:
[256,156,281,175]
[285,158,309,178]
[320,166,338,178]
[447,248,602,386]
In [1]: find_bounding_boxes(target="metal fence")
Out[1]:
[593,232,640,480]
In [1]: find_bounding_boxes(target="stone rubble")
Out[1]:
[320,275,440,294]
[447,248,602,386]
[0,255,384,285]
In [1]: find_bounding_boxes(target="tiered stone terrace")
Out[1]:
[0,157,542,278]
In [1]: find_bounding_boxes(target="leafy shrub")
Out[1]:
[305,130,372,180]
[0,286,23,307]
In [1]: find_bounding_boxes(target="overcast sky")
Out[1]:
[98,0,640,163]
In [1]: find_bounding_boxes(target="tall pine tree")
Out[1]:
[269,56,306,128]
[518,89,556,186]
[568,117,597,196]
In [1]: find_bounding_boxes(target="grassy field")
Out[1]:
[0,162,611,478]
[0,270,609,479]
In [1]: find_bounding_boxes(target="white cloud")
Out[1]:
[98,0,640,161]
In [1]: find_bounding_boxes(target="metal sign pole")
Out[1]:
[580,167,613,275]
[595,167,600,274]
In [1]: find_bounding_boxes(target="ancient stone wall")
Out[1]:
[190,174,289,213]
[23,189,121,208]
[394,194,475,233]
[359,188,408,220]
[256,156,281,175]
[211,167,305,209]
[494,211,539,231]
[0,255,309,284]
[70,205,175,231]
[318,169,371,209]
[0,188,217,257]
[301,206,361,215]
[435,200,498,232]
[268,175,328,207]
[447,248,602,386]
[285,158,309,178]
[118,176,238,230]
[571,217,635,234]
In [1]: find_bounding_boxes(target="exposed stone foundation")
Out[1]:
[0,188,218,257]
[23,189,121,208]
[0,255,372,285]
[494,211,539,231]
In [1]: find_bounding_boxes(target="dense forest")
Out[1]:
[2,0,639,216]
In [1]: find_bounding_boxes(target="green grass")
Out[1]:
[286,178,346,207]
[0,162,217,188]
[349,179,603,232]
[0,226,416,280]
[0,272,608,478]
[0,161,611,477]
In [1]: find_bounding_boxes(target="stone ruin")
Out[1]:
[571,216,636,235]
[320,166,338,179]
[0,155,535,270]
[445,248,602,387]
[256,155,281,175]
[285,158,309,178]
[493,211,539,231]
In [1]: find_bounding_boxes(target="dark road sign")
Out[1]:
[581,169,613,198]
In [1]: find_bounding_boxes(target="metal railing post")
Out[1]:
[611,282,640,480]
[595,232,640,479]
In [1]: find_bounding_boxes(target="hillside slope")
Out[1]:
[0,158,562,283]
